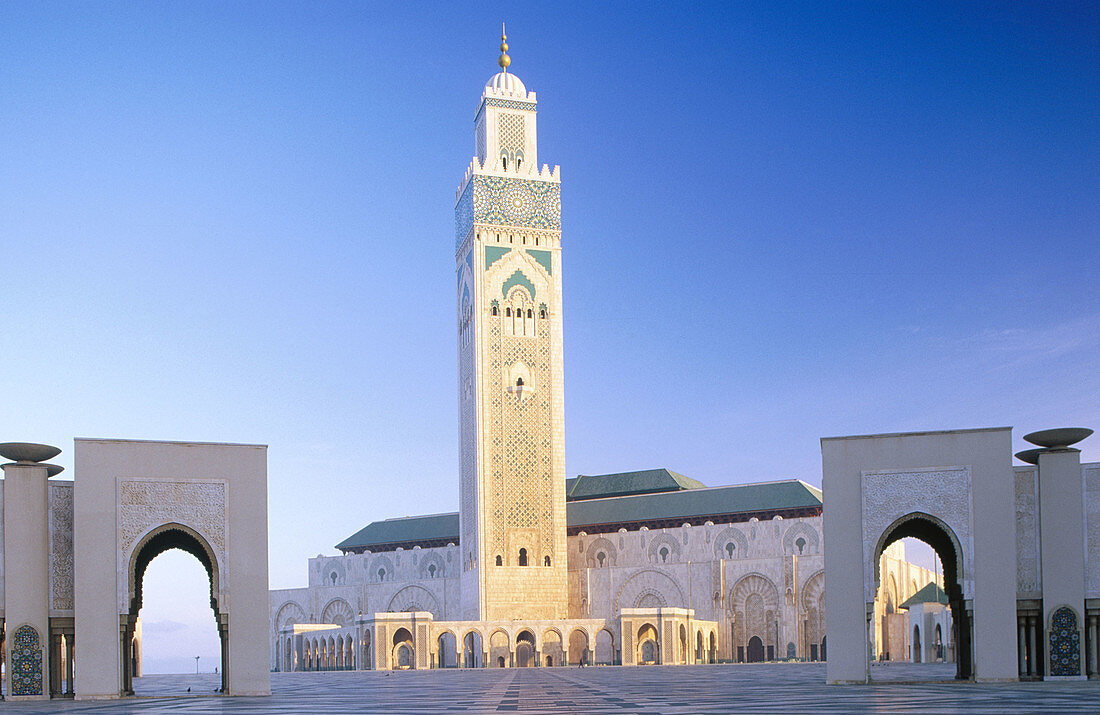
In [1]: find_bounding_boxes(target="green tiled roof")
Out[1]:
[336,473,823,553]
[335,512,459,553]
[566,479,821,529]
[899,582,948,609]
[566,468,706,501]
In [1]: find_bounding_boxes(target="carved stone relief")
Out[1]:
[1086,467,1100,596]
[1015,469,1040,594]
[49,483,75,611]
[118,479,227,555]
[861,467,972,602]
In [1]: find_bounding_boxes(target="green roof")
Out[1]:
[566,468,706,501]
[899,582,948,609]
[566,479,821,529]
[336,473,823,553]
[335,512,459,552]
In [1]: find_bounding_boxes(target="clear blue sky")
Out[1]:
[2,2,1097,674]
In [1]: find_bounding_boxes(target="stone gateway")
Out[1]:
[0,438,270,700]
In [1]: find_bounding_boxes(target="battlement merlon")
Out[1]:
[455,158,561,202]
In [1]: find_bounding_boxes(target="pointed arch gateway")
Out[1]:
[126,522,227,693]
[872,512,970,679]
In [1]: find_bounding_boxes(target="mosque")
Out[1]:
[266,33,944,672]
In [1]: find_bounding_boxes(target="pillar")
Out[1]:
[65,635,75,695]
[1017,615,1027,678]
[1037,443,1087,678]
[2,445,61,701]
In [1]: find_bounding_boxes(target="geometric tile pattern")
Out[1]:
[75,664,1100,714]
[455,176,561,248]
[498,113,525,158]
[11,624,43,696]
[475,97,537,125]
[1049,606,1081,676]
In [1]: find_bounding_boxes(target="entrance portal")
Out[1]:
[125,524,226,694]
[73,438,270,698]
[873,514,970,679]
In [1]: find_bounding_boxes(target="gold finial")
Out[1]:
[498,23,511,72]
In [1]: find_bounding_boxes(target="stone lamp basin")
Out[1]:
[1023,428,1093,449]
[0,442,62,463]
[1014,448,1044,465]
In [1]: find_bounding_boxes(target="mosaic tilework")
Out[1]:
[11,624,43,696]
[498,113,525,157]
[475,97,537,125]
[502,269,536,300]
[526,249,552,276]
[1049,606,1081,676]
[455,176,561,248]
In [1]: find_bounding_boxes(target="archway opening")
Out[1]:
[747,635,764,663]
[542,630,563,667]
[127,525,224,696]
[438,632,457,668]
[595,629,615,665]
[637,624,658,665]
[872,515,966,681]
[568,629,589,666]
[392,628,414,669]
[462,631,483,668]
[489,630,510,668]
[515,630,535,667]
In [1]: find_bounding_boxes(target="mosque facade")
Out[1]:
[268,36,941,672]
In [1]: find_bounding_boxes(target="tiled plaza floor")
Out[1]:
[3,662,1100,713]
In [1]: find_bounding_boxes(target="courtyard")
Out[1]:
[2,663,1099,713]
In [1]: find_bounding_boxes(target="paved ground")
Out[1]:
[3,663,1100,713]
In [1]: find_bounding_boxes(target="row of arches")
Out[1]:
[429,627,617,668]
[289,633,360,672]
[633,622,719,665]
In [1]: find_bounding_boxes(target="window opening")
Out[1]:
[518,548,528,566]
[495,555,502,566]
[544,555,551,566]
[659,546,669,563]
[725,543,736,558]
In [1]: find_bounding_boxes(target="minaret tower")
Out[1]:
[455,28,566,621]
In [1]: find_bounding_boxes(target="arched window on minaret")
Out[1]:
[544,555,551,567]
[518,548,528,566]
[495,555,502,566]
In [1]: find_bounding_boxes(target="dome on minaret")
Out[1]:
[484,24,527,97]
[485,70,526,96]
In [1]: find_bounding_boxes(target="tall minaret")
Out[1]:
[455,28,566,621]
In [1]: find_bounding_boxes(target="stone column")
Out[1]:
[49,632,63,696]
[65,635,75,695]
[1017,615,1027,678]
[1,443,62,701]
[1036,441,1086,678]
[1027,616,1040,677]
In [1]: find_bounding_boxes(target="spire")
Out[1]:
[498,23,511,72]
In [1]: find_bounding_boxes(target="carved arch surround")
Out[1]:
[126,521,222,616]
[117,477,228,612]
[322,598,354,626]
[386,584,440,617]
[585,536,617,568]
[861,466,972,603]
[615,569,685,613]
[713,526,748,560]
[275,601,306,630]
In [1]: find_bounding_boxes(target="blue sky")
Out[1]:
[2,2,1097,674]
